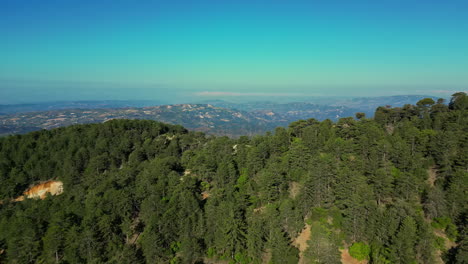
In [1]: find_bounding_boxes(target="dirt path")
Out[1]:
[433,229,457,263]
[261,249,272,264]
[292,224,311,264]
[340,249,368,264]
[428,166,438,187]
[289,181,301,199]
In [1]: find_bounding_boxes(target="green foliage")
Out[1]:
[393,216,418,263]
[435,236,445,251]
[449,92,468,110]
[233,252,250,264]
[349,242,371,261]
[306,221,341,264]
[355,112,366,120]
[432,217,459,240]
[432,217,453,229]
[419,98,436,106]
[206,247,216,258]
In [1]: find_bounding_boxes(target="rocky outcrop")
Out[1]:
[13,180,63,201]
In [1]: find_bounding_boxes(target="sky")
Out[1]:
[1,0,467,103]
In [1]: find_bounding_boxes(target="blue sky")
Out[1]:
[1,0,467,103]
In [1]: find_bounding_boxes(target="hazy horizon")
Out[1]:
[0,78,464,104]
[1,0,467,103]
[0,83,460,105]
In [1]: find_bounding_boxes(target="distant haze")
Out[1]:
[0,80,463,104]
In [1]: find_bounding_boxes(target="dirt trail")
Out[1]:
[289,181,301,199]
[428,166,438,187]
[432,223,456,263]
[292,224,311,264]
[434,229,457,249]
[261,249,272,264]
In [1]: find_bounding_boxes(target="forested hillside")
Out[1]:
[0,93,466,263]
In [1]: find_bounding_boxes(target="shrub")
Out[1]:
[349,242,370,261]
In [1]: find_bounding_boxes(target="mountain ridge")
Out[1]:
[0,95,444,137]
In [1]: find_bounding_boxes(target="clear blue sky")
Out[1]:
[1,0,467,103]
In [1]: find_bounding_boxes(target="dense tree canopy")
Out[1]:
[0,93,467,263]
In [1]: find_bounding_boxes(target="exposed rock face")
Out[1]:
[14,181,63,201]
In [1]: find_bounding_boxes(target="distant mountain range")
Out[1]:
[0,95,441,137]
[0,100,162,115]
[203,95,441,115]
[1,104,275,137]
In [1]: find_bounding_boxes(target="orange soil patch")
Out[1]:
[13,180,63,201]
[292,224,311,264]
[201,191,210,200]
[341,248,368,264]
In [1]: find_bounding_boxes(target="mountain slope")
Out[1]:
[0,100,163,114]
[0,93,466,263]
